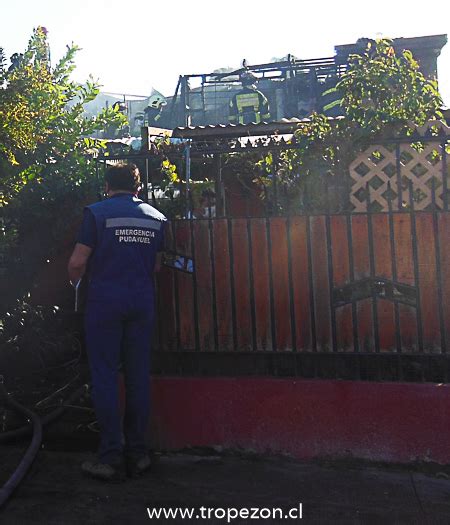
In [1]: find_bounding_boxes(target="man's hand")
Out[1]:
[68,243,92,285]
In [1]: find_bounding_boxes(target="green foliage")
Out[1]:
[0,27,127,308]
[0,27,126,204]
[258,39,444,212]
[153,134,180,189]
[336,40,442,131]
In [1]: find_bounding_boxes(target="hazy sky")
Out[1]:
[1,0,449,104]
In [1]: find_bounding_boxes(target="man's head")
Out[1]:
[240,71,257,89]
[105,163,141,196]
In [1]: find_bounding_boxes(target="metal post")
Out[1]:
[286,214,297,352]
[227,219,238,351]
[189,209,200,352]
[95,159,102,201]
[144,158,149,203]
[409,179,424,353]
[346,213,359,354]
[180,76,191,127]
[170,76,181,128]
[396,144,402,211]
[208,214,219,351]
[266,217,277,351]
[185,141,191,218]
[366,182,380,354]
[442,140,448,211]
[246,215,257,352]
[306,215,317,352]
[171,221,181,351]
[214,154,224,217]
[272,152,279,215]
[387,181,401,353]
[431,177,446,352]
[201,75,206,122]
[325,176,337,352]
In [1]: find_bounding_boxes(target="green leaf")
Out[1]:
[323,99,342,111]
[321,86,338,96]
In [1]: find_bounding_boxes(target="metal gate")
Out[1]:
[154,198,450,382]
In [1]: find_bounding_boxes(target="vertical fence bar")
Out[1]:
[222,180,227,218]
[206,192,212,220]
[171,220,181,351]
[227,218,238,351]
[272,153,279,215]
[345,158,353,213]
[244,187,250,218]
[284,184,290,216]
[286,214,297,352]
[306,215,317,352]
[214,154,224,218]
[387,181,402,353]
[95,159,102,201]
[346,213,359,353]
[208,216,219,351]
[263,185,270,216]
[366,183,380,353]
[443,140,448,211]
[325,177,338,352]
[189,192,200,351]
[185,141,191,218]
[246,215,257,352]
[144,158,149,203]
[396,143,402,211]
[409,179,424,353]
[431,178,446,353]
[266,217,277,351]
[148,159,155,207]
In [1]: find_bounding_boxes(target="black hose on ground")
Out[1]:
[0,383,89,444]
[0,376,42,508]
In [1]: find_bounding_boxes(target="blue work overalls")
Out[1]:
[83,194,166,464]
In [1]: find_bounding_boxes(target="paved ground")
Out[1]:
[2,370,450,524]
[2,444,450,525]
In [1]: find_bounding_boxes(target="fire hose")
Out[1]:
[0,375,42,508]
[0,376,88,508]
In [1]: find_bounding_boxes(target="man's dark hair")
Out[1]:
[105,163,141,192]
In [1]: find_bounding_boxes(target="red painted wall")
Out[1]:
[148,377,450,464]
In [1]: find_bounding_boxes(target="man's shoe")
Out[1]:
[126,454,152,478]
[81,460,126,483]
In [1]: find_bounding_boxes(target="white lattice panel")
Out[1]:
[399,143,445,210]
[350,145,398,211]
[349,121,449,212]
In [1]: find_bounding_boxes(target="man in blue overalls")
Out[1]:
[68,163,166,481]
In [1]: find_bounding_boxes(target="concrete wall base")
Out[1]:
[147,377,450,464]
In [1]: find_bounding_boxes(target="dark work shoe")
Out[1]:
[126,454,152,478]
[81,460,126,483]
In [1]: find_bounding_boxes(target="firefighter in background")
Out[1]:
[229,71,270,125]
[143,93,167,126]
